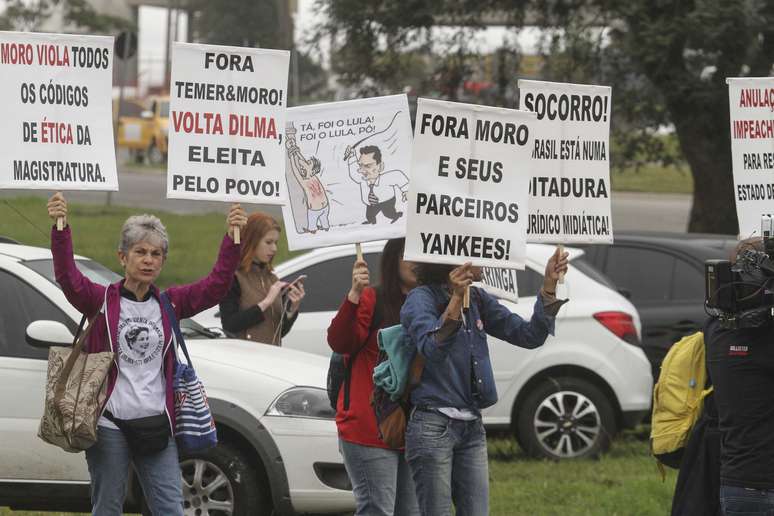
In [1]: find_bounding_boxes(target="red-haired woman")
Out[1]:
[219,212,305,345]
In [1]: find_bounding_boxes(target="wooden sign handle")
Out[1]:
[56,217,64,231]
[463,286,470,311]
[355,242,363,261]
[233,226,240,245]
[557,244,566,285]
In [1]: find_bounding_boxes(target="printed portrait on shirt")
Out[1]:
[117,317,164,366]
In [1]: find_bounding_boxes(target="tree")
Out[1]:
[0,0,132,32]
[314,0,774,233]
[190,0,293,50]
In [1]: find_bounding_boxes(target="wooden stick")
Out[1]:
[56,217,64,231]
[557,244,566,285]
[233,226,240,245]
[463,286,470,310]
[355,242,363,261]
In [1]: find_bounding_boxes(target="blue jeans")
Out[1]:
[721,485,774,516]
[404,409,488,516]
[85,425,183,516]
[340,438,420,516]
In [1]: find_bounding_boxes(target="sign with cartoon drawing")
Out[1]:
[281,95,413,250]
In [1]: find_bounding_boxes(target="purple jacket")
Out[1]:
[51,225,240,434]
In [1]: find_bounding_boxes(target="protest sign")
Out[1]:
[167,42,289,204]
[477,267,519,303]
[282,95,412,250]
[518,80,613,244]
[403,98,536,269]
[0,32,117,192]
[726,77,774,237]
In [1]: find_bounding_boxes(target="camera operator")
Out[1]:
[705,238,774,515]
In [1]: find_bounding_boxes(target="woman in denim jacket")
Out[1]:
[400,250,568,516]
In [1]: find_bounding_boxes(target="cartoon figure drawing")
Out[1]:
[344,144,409,225]
[286,123,331,233]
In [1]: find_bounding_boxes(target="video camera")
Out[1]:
[705,216,774,329]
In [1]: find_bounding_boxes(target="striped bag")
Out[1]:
[161,294,218,452]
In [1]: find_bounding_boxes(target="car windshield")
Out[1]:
[24,258,217,339]
[571,256,617,290]
[180,318,220,340]
[23,258,122,286]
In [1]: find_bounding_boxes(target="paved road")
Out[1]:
[611,191,692,233]
[1,168,692,232]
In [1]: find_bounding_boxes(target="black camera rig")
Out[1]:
[705,217,774,329]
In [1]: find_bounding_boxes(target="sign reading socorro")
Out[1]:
[476,267,519,303]
[0,31,117,191]
[403,98,535,269]
[518,80,613,244]
[167,42,290,204]
[282,95,413,251]
[726,77,774,237]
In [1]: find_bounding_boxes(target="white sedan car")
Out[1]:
[197,241,653,460]
[0,241,354,515]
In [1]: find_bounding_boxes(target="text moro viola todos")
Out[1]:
[1,42,109,69]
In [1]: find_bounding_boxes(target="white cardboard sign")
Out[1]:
[477,267,519,303]
[727,77,774,237]
[282,95,412,250]
[167,42,289,204]
[519,80,613,244]
[0,31,118,191]
[404,98,535,269]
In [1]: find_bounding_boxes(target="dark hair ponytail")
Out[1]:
[379,238,406,326]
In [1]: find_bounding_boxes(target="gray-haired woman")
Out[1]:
[47,192,246,516]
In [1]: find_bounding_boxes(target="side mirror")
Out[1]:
[26,320,74,348]
[618,287,632,300]
[140,110,153,119]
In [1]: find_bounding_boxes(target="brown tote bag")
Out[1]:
[38,315,114,453]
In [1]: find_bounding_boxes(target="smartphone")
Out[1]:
[282,274,307,291]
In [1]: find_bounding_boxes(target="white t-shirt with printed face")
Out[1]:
[99,297,167,428]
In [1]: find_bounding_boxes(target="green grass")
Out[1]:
[611,164,693,194]
[487,430,676,515]
[1,431,676,516]
[0,197,296,289]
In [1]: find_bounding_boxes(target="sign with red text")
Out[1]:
[727,77,774,237]
[519,80,613,244]
[167,42,290,203]
[0,31,117,191]
[282,95,413,250]
[403,98,535,269]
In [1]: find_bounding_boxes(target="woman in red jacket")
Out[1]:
[327,238,419,516]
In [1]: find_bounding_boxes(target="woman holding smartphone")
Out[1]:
[219,212,305,345]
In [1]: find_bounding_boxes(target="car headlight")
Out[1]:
[266,387,336,419]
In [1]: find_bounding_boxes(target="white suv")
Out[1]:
[197,241,653,460]
[0,241,354,515]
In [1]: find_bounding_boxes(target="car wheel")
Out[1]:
[140,442,271,516]
[146,140,164,165]
[516,377,616,460]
